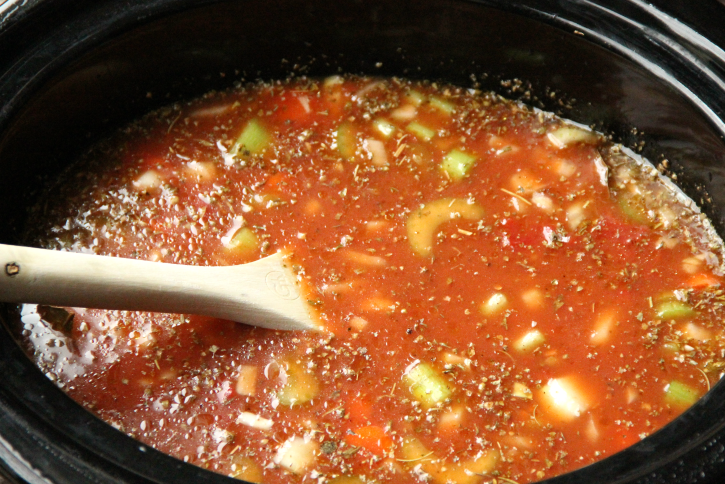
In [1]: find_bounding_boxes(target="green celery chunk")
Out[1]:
[337,122,357,159]
[429,96,455,114]
[656,300,696,320]
[403,362,453,408]
[664,380,700,408]
[226,227,259,254]
[232,119,270,155]
[441,149,477,181]
[277,361,319,406]
[406,121,436,141]
[617,192,649,225]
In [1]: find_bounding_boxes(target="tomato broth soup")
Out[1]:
[15,76,725,484]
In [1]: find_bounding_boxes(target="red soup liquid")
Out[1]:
[16,76,725,484]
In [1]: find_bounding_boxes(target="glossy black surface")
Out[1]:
[2,1,725,483]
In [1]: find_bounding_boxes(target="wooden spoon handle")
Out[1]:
[0,244,318,331]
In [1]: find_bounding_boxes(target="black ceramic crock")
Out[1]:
[2,0,725,483]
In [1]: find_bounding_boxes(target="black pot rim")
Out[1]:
[2,1,725,483]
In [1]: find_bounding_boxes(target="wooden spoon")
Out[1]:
[0,244,319,331]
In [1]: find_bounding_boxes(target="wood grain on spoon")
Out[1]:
[0,244,320,331]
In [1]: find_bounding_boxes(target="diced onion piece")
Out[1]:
[538,377,590,421]
[344,250,387,267]
[403,361,453,408]
[547,126,597,148]
[682,256,704,274]
[363,138,388,166]
[500,434,534,451]
[305,199,322,215]
[323,75,344,88]
[441,352,471,370]
[373,119,396,138]
[521,288,544,309]
[189,104,231,118]
[488,135,508,150]
[236,411,273,431]
[337,122,357,159]
[531,192,555,212]
[277,361,319,407]
[438,405,466,434]
[590,310,617,347]
[584,417,600,443]
[235,365,258,396]
[480,292,508,316]
[297,94,311,113]
[429,96,455,114]
[361,295,396,312]
[133,170,162,191]
[406,121,436,141]
[365,220,389,233]
[552,158,577,177]
[232,118,270,155]
[682,322,712,342]
[230,455,264,482]
[664,380,700,408]
[441,149,477,181]
[566,201,589,230]
[273,436,318,474]
[512,382,533,399]
[657,206,678,228]
[406,198,484,257]
[349,316,369,331]
[514,329,545,353]
[510,170,543,194]
[626,386,639,404]
[321,280,356,295]
[390,104,417,121]
[184,161,217,182]
[593,154,609,186]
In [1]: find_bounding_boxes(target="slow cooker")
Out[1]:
[3,0,725,483]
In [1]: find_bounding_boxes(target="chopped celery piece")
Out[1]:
[547,126,597,148]
[278,362,319,406]
[373,119,396,138]
[406,198,484,257]
[406,121,436,141]
[656,300,696,320]
[232,119,270,155]
[337,122,357,159]
[226,227,258,255]
[441,149,477,181]
[514,329,545,353]
[429,96,455,114]
[403,362,453,408]
[404,90,425,106]
[617,192,649,224]
[664,380,700,408]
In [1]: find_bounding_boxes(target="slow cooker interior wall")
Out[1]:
[2,1,725,482]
